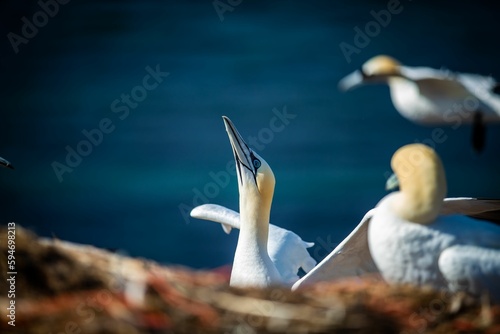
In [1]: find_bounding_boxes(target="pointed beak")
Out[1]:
[338,70,365,91]
[0,156,14,169]
[222,116,256,184]
[385,173,400,191]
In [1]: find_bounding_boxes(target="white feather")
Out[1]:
[191,204,317,284]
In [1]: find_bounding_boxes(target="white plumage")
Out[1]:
[370,195,500,298]
[191,204,316,285]
[292,209,379,290]
[339,55,500,151]
[370,144,500,300]
[192,116,315,288]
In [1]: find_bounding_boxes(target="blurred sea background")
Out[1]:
[1,0,499,269]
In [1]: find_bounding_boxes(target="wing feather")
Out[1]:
[292,209,379,290]
[190,204,240,234]
[442,198,500,224]
[190,204,317,283]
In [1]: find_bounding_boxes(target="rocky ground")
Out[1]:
[0,226,499,334]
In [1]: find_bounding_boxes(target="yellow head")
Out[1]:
[362,55,402,77]
[388,144,447,224]
[338,55,403,91]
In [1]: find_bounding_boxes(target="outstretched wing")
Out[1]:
[292,209,380,290]
[439,245,500,302]
[442,198,500,224]
[190,204,317,283]
[457,73,500,119]
[267,226,316,284]
[190,204,239,234]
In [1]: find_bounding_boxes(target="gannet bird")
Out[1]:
[0,156,13,169]
[294,144,500,301]
[369,144,500,298]
[338,55,500,152]
[190,204,316,284]
[197,116,315,288]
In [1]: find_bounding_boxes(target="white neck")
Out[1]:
[229,190,281,287]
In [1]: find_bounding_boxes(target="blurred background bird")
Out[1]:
[293,145,500,299]
[369,144,500,300]
[338,55,500,152]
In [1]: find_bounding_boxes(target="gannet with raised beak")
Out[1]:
[206,116,314,287]
[191,204,316,284]
[294,144,500,300]
[338,55,500,152]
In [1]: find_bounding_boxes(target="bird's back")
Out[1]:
[392,66,500,122]
[369,207,454,288]
[370,200,500,290]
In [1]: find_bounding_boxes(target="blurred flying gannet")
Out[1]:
[0,156,13,169]
[338,55,500,152]
[191,204,316,284]
[193,116,315,288]
[293,145,500,295]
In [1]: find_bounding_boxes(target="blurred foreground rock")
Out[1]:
[0,225,499,333]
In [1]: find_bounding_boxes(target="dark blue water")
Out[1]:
[1,0,499,269]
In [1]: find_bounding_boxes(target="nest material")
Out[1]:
[0,226,499,334]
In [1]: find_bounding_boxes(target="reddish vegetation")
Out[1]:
[1,226,498,333]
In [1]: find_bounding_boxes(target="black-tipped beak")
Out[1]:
[385,173,399,191]
[222,116,257,184]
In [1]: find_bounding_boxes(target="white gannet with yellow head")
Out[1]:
[293,144,500,297]
[204,116,313,288]
[339,55,500,152]
[369,144,500,299]
[191,117,316,285]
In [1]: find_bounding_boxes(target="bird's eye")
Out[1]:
[253,159,261,169]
